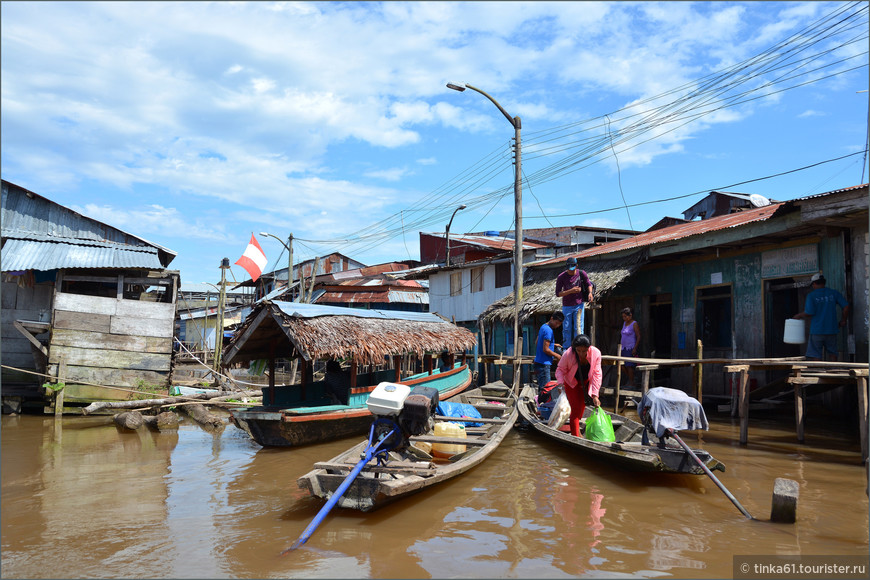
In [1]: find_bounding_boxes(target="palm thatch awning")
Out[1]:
[224,301,476,366]
[478,252,646,325]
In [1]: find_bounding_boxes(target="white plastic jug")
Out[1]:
[783,318,806,344]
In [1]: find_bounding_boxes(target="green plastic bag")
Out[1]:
[585,407,616,442]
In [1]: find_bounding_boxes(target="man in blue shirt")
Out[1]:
[794,273,850,361]
[534,311,564,392]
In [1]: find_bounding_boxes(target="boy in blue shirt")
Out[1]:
[534,311,564,392]
[794,273,850,361]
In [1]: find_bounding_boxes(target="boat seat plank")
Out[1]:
[314,460,436,474]
[463,395,513,402]
[435,415,506,424]
[409,435,489,446]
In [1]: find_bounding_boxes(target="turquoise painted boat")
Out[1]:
[231,363,472,447]
[222,301,477,447]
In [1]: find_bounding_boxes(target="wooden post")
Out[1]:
[723,365,752,445]
[641,366,651,395]
[300,358,308,400]
[480,325,488,384]
[794,368,805,443]
[695,339,703,404]
[54,358,66,419]
[770,478,799,523]
[513,335,523,395]
[614,343,623,413]
[590,304,597,346]
[853,370,868,464]
[268,344,276,405]
[394,355,401,383]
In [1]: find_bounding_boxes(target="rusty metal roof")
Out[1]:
[427,232,551,251]
[530,202,783,267]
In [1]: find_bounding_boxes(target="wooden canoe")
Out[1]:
[297,381,518,511]
[517,385,725,474]
[230,363,472,447]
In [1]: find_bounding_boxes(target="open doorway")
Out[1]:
[765,277,805,359]
[649,294,672,386]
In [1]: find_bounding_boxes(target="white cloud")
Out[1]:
[71,203,228,242]
[798,110,826,118]
[364,167,411,182]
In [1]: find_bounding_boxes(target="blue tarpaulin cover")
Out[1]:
[638,387,708,438]
[437,401,483,427]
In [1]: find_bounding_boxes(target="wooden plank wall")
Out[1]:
[1,281,53,379]
[47,291,175,389]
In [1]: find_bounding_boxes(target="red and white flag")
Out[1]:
[235,234,268,282]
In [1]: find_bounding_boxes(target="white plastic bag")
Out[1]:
[547,386,571,429]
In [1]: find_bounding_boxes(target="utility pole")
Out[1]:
[214,257,230,376]
[447,81,523,393]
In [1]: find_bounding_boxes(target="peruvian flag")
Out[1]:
[235,234,268,282]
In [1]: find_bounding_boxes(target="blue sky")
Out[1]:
[2,1,868,286]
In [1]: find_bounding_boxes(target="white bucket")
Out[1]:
[783,319,806,344]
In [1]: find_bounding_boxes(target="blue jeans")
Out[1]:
[534,363,552,392]
[562,303,586,346]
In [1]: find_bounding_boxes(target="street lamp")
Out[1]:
[447,81,523,390]
[445,204,467,266]
[260,231,293,299]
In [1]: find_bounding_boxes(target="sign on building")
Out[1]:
[761,244,818,278]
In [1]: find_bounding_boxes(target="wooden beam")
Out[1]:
[13,320,48,356]
[856,375,868,464]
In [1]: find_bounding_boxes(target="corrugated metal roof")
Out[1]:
[427,232,551,251]
[273,300,443,323]
[317,290,429,305]
[2,180,176,259]
[1,238,165,271]
[791,182,868,201]
[530,202,783,268]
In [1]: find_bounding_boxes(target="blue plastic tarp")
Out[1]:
[436,401,483,427]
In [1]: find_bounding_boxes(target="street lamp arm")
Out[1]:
[463,84,519,128]
[259,231,291,253]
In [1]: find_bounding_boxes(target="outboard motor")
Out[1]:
[366,383,439,449]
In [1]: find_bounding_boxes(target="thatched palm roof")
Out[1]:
[479,253,646,325]
[224,301,476,366]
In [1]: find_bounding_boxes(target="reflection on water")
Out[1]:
[2,409,868,578]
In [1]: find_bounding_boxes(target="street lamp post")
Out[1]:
[445,204,467,266]
[447,81,523,391]
[260,231,294,300]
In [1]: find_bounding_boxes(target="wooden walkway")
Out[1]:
[478,352,869,463]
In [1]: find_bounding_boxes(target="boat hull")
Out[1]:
[297,382,518,511]
[231,365,472,447]
[517,385,725,474]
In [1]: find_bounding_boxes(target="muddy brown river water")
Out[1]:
[2,406,867,579]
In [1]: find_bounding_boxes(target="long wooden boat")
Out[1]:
[517,385,725,474]
[230,363,472,447]
[223,301,477,447]
[297,382,518,511]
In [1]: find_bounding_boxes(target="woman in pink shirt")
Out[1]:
[555,334,602,437]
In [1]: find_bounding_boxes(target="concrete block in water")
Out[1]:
[770,477,799,523]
